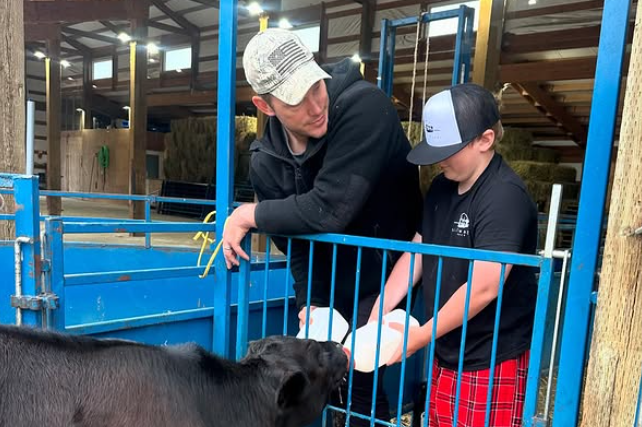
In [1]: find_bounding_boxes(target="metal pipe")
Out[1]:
[544,249,571,420]
[14,236,33,326]
[26,100,35,176]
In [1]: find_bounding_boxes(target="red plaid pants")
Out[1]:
[427,351,529,427]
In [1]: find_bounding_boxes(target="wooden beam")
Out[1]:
[472,0,505,90]
[150,0,199,36]
[512,82,588,146]
[61,35,92,57]
[505,0,604,20]
[82,55,93,129]
[24,23,61,42]
[191,35,201,90]
[500,57,598,83]
[62,27,118,45]
[24,0,148,24]
[148,20,190,36]
[0,0,26,238]
[148,90,216,107]
[129,18,149,221]
[46,35,63,215]
[99,21,122,35]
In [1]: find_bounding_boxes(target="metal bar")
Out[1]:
[45,218,65,330]
[485,264,507,426]
[523,257,555,425]
[327,244,338,341]
[304,241,315,338]
[452,6,467,85]
[452,260,475,427]
[462,7,475,83]
[377,18,390,92]
[544,184,563,257]
[386,27,396,97]
[552,0,632,424]
[37,190,218,206]
[64,266,207,286]
[391,9,463,28]
[213,0,237,359]
[423,257,443,427]
[288,233,542,267]
[327,405,398,427]
[65,308,214,335]
[544,250,571,421]
[14,236,33,325]
[634,372,642,427]
[144,199,152,248]
[63,221,216,234]
[26,100,35,175]
[370,249,388,427]
[236,236,252,360]
[396,254,416,426]
[345,247,363,426]
[14,176,43,327]
[261,237,271,338]
[283,238,293,335]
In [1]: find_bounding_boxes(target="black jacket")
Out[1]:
[249,58,422,319]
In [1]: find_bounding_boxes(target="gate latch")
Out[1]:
[11,293,59,311]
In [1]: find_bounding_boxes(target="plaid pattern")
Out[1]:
[428,351,529,427]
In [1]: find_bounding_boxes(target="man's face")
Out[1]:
[269,80,330,140]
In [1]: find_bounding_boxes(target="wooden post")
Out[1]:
[472,0,505,91]
[0,0,26,239]
[579,1,642,425]
[82,54,93,129]
[128,18,148,221]
[46,33,62,215]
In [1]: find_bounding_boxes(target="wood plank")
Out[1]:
[505,0,604,20]
[24,23,61,42]
[512,82,588,146]
[62,27,118,45]
[46,36,62,215]
[473,0,505,89]
[24,0,148,23]
[129,19,148,221]
[151,0,199,36]
[500,57,598,82]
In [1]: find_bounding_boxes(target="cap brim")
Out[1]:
[407,137,471,166]
[270,60,331,106]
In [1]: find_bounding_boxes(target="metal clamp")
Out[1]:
[10,293,59,311]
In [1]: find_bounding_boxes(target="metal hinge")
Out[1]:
[11,293,59,311]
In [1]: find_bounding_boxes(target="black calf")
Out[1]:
[0,326,348,427]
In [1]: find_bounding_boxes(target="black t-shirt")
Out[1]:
[420,153,538,370]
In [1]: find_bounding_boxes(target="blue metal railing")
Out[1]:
[234,230,551,427]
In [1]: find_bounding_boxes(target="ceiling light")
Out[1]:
[118,32,132,42]
[149,58,157,63]
[76,108,84,113]
[60,60,71,68]
[67,77,74,81]
[176,69,183,73]
[278,18,292,29]
[34,51,46,59]
[528,0,537,5]
[247,2,263,15]
[146,43,159,54]
[92,84,98,89]
[351,53,361,63]
[123,106,131,110]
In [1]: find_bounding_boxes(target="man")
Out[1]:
[221,29,422,426]
[370,83,538,427]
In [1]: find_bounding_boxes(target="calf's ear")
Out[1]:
[277,371,309,409]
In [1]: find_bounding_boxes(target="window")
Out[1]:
[291,26,320,53]
[428,1,479,37]
[93,59,113,80]
[164,47,192,72]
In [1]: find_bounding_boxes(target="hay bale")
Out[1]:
[163,115,257,184]
[550,166,577,183]
[400,121,422,147]
[532,147,561,163]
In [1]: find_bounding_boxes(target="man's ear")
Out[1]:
[277,371,309,410]
[252,95,276,117]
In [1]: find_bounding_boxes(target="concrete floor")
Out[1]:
[39,197,205,247]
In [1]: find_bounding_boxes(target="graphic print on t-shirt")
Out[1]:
[451,212,470,237]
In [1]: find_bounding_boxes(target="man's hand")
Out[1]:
[298,306,317,329]
[221,203,257,269]
[386,323,430,365]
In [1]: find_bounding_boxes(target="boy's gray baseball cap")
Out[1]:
[407,83,501,165]
[243,28,331,106]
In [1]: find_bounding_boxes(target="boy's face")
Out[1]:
[437,128,496,183]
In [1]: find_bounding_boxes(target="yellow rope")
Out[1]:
[193,211,230,279]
